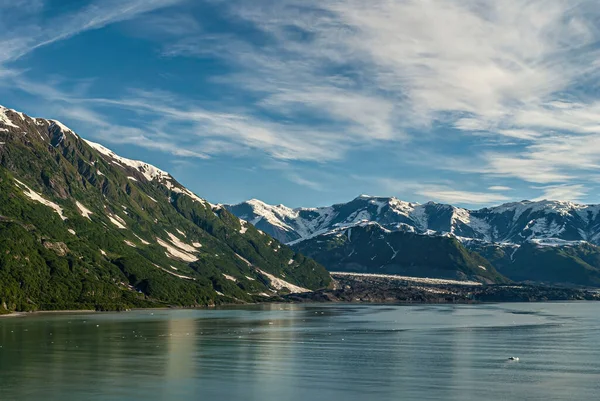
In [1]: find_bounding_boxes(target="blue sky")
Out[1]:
[1,0,600,208]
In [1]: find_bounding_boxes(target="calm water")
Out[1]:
[0,303,599,401]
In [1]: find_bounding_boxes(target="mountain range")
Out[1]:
[227,196,600,286]
[0,105,331,313]
[3,100,599,316]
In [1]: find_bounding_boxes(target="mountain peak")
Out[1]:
[0,104,332,312]
[49,120,77,136]
[247,198,269,206]
[0,105,21,128]
[228,195,600,248]
[355,194,392,201]
[84,139,172,183]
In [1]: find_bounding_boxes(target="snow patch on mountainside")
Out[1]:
[450,207,471,228]
[76,201,93,220]
[166,231,197,253]
[246,199,297,231]
[385,241,399,259]
[107,215,126,229]
[409,205,429,231]
[346,209,372,225]
[488,200,587,222]
[235,253,252,266]
[529,238,587,247]
[157,238,198,262]
[368,198,388,215]
[13,110,26,121]
[0,106,19,128]
[466,215,492,241]
[134,233,150,245]
[14,179,67,220]
[154,263,195,280]
[171,186,215,208]
[388,198,418,217]
[223,274,237,282]
[257,269,310,293]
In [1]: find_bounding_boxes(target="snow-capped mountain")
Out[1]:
[0,104,331,313]
[227,196,600,286]
[227,195,600,247]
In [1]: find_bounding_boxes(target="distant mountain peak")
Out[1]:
[228,196,600,287]
[227,196,600,247]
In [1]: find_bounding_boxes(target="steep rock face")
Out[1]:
[228,195,600,286]
[0,105,331,313]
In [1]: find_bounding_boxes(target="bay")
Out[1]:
[0,302,599,401]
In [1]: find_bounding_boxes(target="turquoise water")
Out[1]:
[0,303,599,400]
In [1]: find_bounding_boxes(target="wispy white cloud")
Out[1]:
[375,178,511,205]
[4,0,600,202]
[0,0,185,65]
[149,0,600,190]
[417,188,511,205]
[260,160,328,191]
[488,186,512,191]
[221,0,597,125]
[54,104,209,159]
[533,184,588,202]
[284,173,324,192]
[83,89,353,161]
[482,154,575,184]
[8,81,352,161]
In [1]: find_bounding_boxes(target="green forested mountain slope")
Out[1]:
[472,241,600,287]
[293,224,508,284]
[0,105,330,313]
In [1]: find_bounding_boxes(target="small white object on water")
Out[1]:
[508,357,520,361]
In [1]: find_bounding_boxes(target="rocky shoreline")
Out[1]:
[3,273,598,317]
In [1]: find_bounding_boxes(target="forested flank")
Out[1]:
[0,118,332,313]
